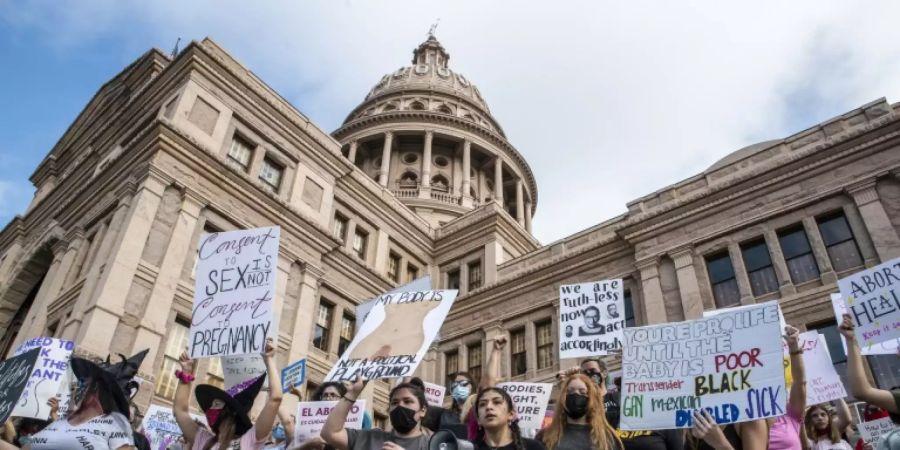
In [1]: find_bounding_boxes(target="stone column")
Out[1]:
[378,131,393,187]
[347,141,358,164]
[493,158,504,206]
[524,199,533,233]
[842,204,879,266]
[328,304,345,359]
[9,239,68,352]
[764,230,796,297]
[803,216,838,284]
[670,247,704,320]
[419,131,433,199]
[461,140,472,207]
[728,243,754,305]
[846,180,900,261]
[636,258,667,324]
[374,228,390,272]
[524,321,537,378]
[0,238,24,290]
[129,190,203,372]
[460,263,470,296]
[515,180,525,225]
[289,262,324,363]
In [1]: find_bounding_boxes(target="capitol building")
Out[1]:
[0,34,898,419]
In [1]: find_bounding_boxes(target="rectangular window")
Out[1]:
[406,263,419,282]
[154,318,190,400]
[468,261,483,291]
[388,253,401,282]
[445,350,459,387]
[447,269,461,290]
[706,252,740,307]
[511,329,526,376]
[467,343,482,387]
[333,214,348,241]
[226,135,253,172]
[778,226,820,284]
[338,314,355,355]
[259,157,284,193]
[623,290,636,328]
[817,213,864,272]
[206,356,225,389]
[313,301,333,351]
[741,239,779,296]
[352,229,368,260]
[536,321,553,370]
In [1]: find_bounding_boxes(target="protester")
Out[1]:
[805,400,853,450]
[321,377,430,450]
[765,325,806,450]
[838,314,900,449]
[537,373,620,450]
[687,411,768,450]
[263,408,293,450]
[129,403,151,450]
[0,349,148,450]
[172,338,283,450]
[1,421,14,444]
[474,387,546,450]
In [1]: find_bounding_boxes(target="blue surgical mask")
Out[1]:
[451,384,470,401]
[272,424,285,440]
[18,436,32,446]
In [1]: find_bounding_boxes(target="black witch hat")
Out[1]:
[195,374,266,437]
[70,349,148,419]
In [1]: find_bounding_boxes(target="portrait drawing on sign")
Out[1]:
[606,303,620,320]
[579,306,605,336]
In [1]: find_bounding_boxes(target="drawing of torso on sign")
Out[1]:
[349,300,443,360]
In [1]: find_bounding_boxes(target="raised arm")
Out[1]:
[480,335,507,389]
[172,351,200,443]
[255,338,284,441]
[839,314,897,413]
[784,325,807,417]
[321,377,366,450]
[277,406,295,445]
[832,398,852,433]
[738,419,769,450]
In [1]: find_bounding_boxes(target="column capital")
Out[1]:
[50,239,71,256]
[384,130,394,138]
[845,179,880,207]
[635,257,661,277]
[298,260,326,283]
[64,227,85,243]
[181,187,207,217]
[115,179,138,203]
[669,246,695,269]
[424,129,434,138]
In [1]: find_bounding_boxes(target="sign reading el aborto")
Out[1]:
[326,289,457,381]
[190,226,279,358]
[0,348,42,425]
[295,400,366,443]
[558,279,625,359]
[619,301,785,430]
[837,256,900,349]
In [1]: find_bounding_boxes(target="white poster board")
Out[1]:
[12,337,75,420]
[620,301,785,430]
[190,227,279,358]
[803,333,847,405]
[223,354,267,390]
[295,400,365,443]
[704,302,794,384]
[423,381,446,407]
[837,257,900,348]
[830,294,899,355]
[356,276,432,331]
[497,382,553,433]
[559,279,625,359]
[859,417,898,444]
[326,289,457,381]
[142,404,207,450]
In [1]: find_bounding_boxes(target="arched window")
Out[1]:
[399,171,418,187]
[437,104,453,115]
[410,101,425,111]
[431,175,449,192]
[383,103,398,112]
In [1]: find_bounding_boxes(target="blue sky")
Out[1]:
[2,1,900,243]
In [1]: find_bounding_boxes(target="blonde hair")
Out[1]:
[541,373,621,450]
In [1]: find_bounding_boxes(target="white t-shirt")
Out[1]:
[807,438,853,450]
[28,412,135,450]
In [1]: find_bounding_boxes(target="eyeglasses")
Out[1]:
[451,380,471,387]
[321,393,341,400]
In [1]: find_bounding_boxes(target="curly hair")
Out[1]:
[541,373,621,450]
[474,387,526,450]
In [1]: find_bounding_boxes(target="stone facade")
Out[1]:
[1,35,899,421]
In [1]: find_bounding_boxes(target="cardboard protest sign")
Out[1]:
[327,289,457,381]
[12,337,75,420]
[859,417,898,444]
[295,400,365,443]
[0,348,41,425]
[803,333,847,405]
[190,226,279,358]
[423,380,446,407]
[620,301,785,430]
[497,382,553,433]
[356,276,432,331]
[704,303,792,384]
[142,404,207,450]
[223,354,267,390]
[837,257,900,348]
[559,279,625,359]
[830,294,899,355]
[281,358,306,393]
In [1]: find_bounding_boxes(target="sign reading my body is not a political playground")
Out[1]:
[838,256,900,348]
[619,301,785,431]
[12,337,75,420]
[190,226,280,358]
[326,289,457,381]
[559,279,625,359]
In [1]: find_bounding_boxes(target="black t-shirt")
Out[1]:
[604,392,621,429]
[473,437,547,450]
[617,429,683,450]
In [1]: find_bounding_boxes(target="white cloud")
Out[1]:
[3,1,900,243]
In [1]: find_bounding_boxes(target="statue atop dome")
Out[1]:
[427,19,440,40]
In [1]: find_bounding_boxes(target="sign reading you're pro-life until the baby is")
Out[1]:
[559,279,625,359]
[619,301,785,430]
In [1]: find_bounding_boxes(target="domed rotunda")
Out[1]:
[332,34,537,231]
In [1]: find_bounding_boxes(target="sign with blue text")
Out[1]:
[837,257,900,348]
[281,358,306,393]
[559,279,625,359]
[619,301,785,430]
[190,226,279,358]
[12,337,74,420]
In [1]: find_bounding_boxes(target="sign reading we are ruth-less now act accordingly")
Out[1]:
[559,279,625,359]
[619,301,785,431]
[838,256,900,349]
[190,227,279,358]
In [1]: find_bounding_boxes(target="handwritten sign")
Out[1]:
[326,289,457,381]
[837,257,900,348]
[620,301,785,430]
[356,276,432,332]
[859,417,898,445]
[190,226,279,358]
[423,381,446,407]
[0,348,41,424]
[830,294,899,355]
[497,382,552,433]
[803,333,847,405]
[295,400,365,443]
[559,279,625,359]
[223,354,267,390]
[142,404,206,450]
[704,303,792,384]
[281,358,306,393]
[11,337,74,420]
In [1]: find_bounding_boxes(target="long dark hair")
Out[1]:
[72,379,117,417]
[449,371,476,413]
[474,387,525,450]
[312,382,347,401]
[389,383,427,412]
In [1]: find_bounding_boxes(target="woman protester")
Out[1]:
[766,325,807,450]
[0,350,148,450]
[474,387,546,450]
[321,377,431,450]
[537,373,620,450]
[172,338,283,450]
[805,400,853,450]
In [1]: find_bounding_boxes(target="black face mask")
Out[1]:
[565,393,589,419]
[390,406,419,434]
